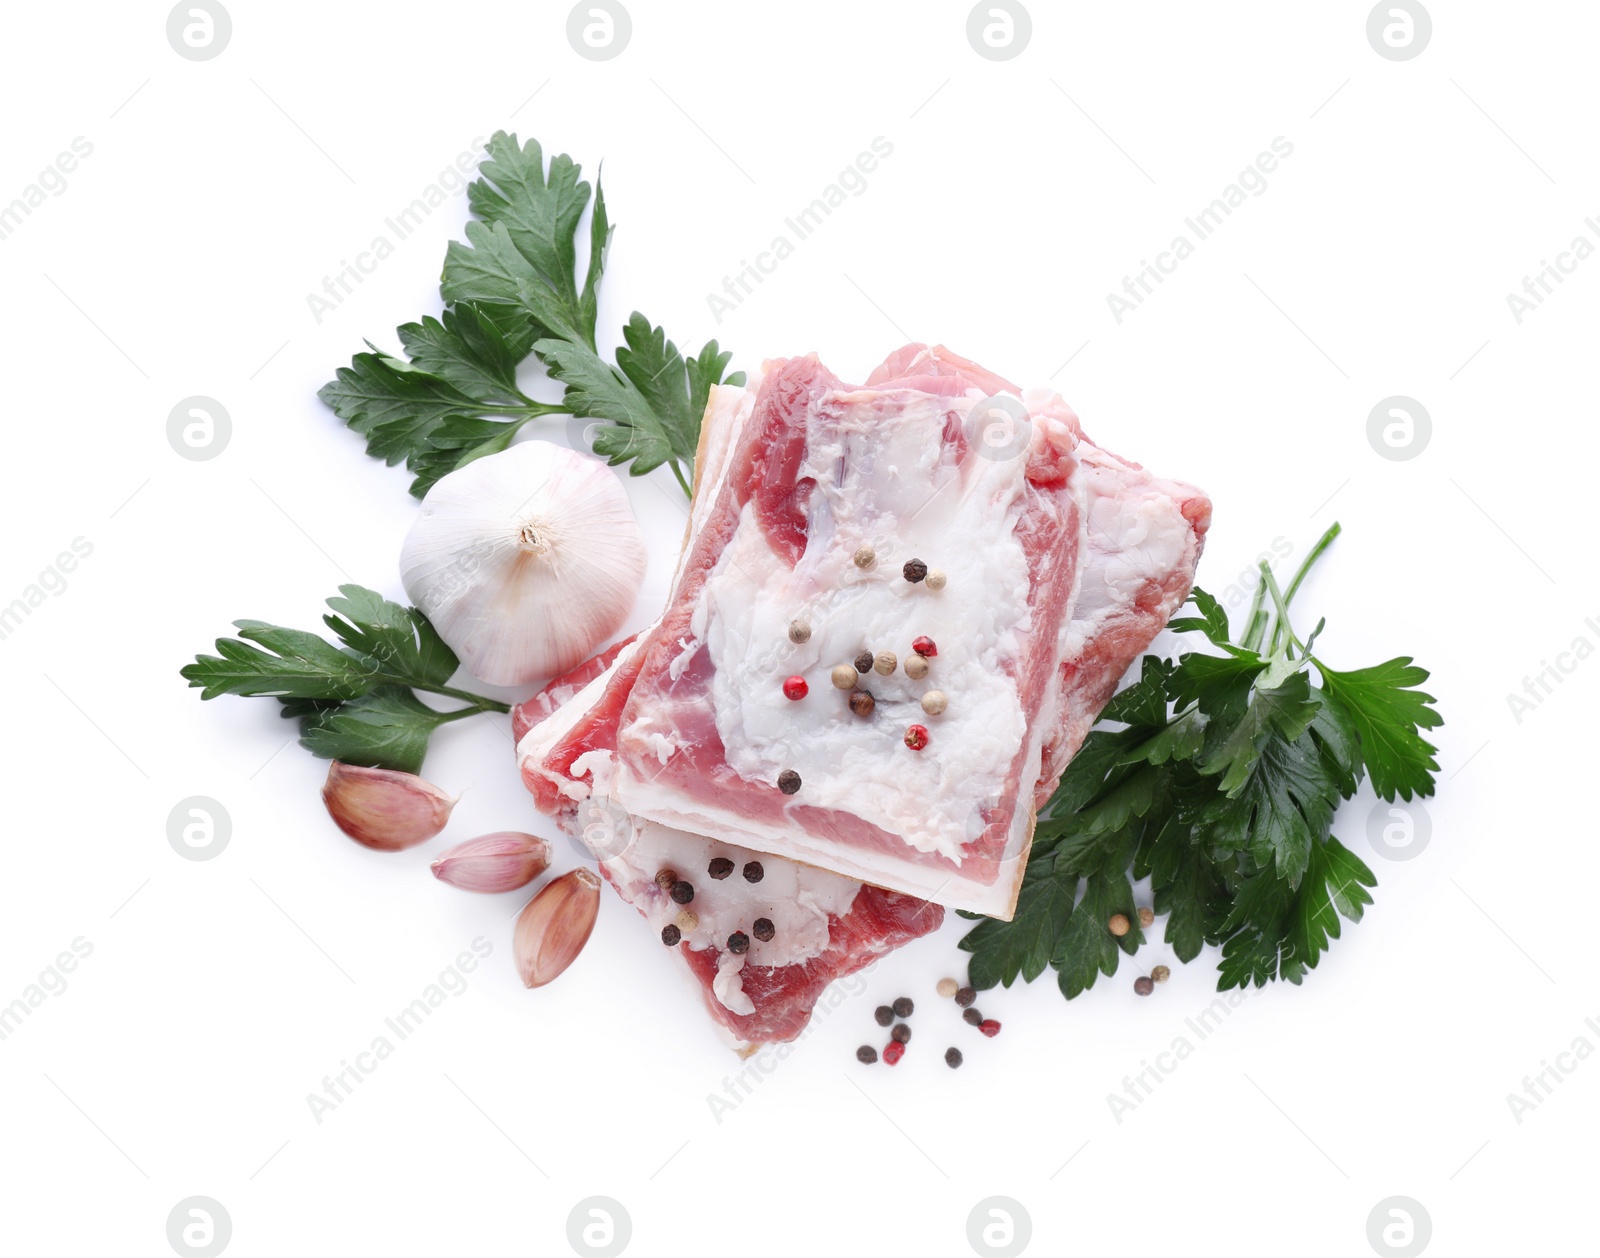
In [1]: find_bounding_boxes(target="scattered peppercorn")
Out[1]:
[727,931,749,955]
[654,868,677,890]
[743,861,764,883]
[874,1005,895,1026]
[873,650,897,675]
[752,917,775,942]
[979,1019,1001,1038]
[903,654,930,680]
[936,978,958,999]
[670,880,695,905]
[945,1047,963,1068]
[1151,965,1171,984]
[904,723,930,751]
[891,1023,911,1044]
[892,996,914,1018]
[832,664,859,690]
[854,649,874,675]
[911,635,937,657]
[782,675,809,701]
[788,618,811,644]
[708,857,734,880]
[903,558,928,583]
[661,924,681,946]
[777,769,802,795]
[853,544,877,570]
[920,690,948,716]
[674,909,698,933]
[955,986,977,1007]
[962,1007,983,1026]
[849,688,876,717]
[856,1045,878,1064]
[883,1041,906,1065]
[1137,906,1154,928]
[1107,913,1130,937]
[925,569,947,591]
[1134,976,1155,996]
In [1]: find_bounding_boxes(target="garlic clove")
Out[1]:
[513,867,601,988]
[430,831,552,893]
[399,441,648,686]
[322,761,455,851]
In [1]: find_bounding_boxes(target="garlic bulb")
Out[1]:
[400,442,647,685]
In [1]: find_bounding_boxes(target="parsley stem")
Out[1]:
[1241,578,1270,652]
[1283,522,1341,608]
[670,459,692,498]
[1260,562,1303,656]
[425,684,512,714]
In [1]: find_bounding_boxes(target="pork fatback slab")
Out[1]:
[608,352,1086,916]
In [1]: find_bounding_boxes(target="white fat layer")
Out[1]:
[574,790,860,1015]
[697,389,1031,862]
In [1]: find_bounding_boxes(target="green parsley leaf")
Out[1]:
[322,585,458,691]
[539,315,743,488]
[397,304,526,403]
[1054,869,1141,998]
[324,130,744,496]
[1166,586,1233,648]
[296,686,460,776]
[1198,672,1321,795]
[959,848,1079,989]
[182,586,507,774]
[1313,657,1442,801]
[1198,730,1343,888]
[958,522,1441,1002]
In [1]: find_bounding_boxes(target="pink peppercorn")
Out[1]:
[883,1040,906,1065]
[783,675,808,701]
[911,636,938,657]
[904,724,930,751]
[979,1019,1001,1038]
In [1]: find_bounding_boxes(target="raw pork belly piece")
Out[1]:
[1034,443,1212,805]
[610,351,1088,917]
[513,646,942,1052]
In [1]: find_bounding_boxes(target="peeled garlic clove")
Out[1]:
[400,441,648,686]
[431,832,552,893]
[322,761,455,851]
[514,867,601,988]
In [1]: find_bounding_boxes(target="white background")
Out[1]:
[0,2,1592,1255]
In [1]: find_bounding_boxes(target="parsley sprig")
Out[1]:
[319,131,743,498]
[959,523,1442,996]
[180,585,508,775]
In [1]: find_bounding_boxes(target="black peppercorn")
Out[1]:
[742,861,764,883]
[727,931,749,955]
[752,917,775,942]
[857,1045,878,1064]
[670,880,695,905]
[892,996,914,1018]
[1134,976,1155,996]
[903,558,928,583]
[777,769,801,795]
[874,1005,895,1027]
[848,688,875,717]
[954,986,977,1007]
[891,1023,911,1044]
[962,1007,983,1026]
[708,857,734,880]
[945,1047,963,1068]
[661,924,681,946]
[854,649,874,675]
